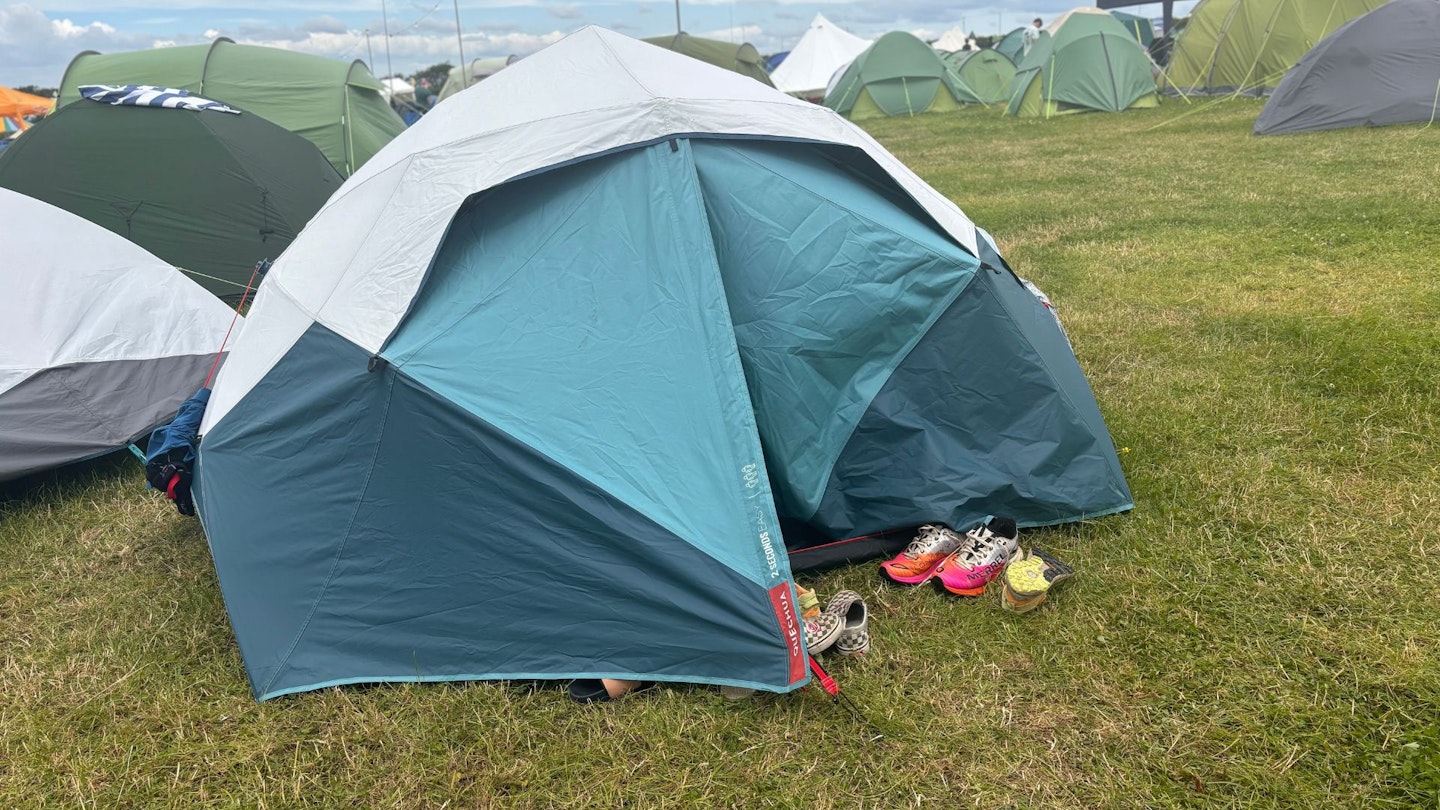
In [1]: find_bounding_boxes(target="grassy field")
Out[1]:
[3,99,1438,808]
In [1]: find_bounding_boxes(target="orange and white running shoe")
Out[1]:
[880,524,966,585]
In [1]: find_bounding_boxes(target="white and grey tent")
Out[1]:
[1255,0,1440,135]
[0,188,238,482]
[770,13,872,100]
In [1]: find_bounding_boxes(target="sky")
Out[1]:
[0,0,1198,88]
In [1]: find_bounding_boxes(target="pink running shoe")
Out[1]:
[933,517,1020,597]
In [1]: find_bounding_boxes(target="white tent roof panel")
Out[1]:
[204,26,985,433]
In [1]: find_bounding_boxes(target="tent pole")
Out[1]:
[675,0,682,34]
[381,0,395,81]
[452,0,467,89]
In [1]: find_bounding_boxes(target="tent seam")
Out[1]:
[259,366,398,697]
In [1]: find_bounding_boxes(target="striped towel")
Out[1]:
[78,85,240,114]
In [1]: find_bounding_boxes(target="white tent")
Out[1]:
[933,27,970,52]
[0,188,237,481]
[770,13,872,100]
[381,77,415,102]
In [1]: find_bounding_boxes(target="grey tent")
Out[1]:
[0,189,237,482]
[1255,0,1440,135]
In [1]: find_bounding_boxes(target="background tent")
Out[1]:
[766,51,790,71]
[0,86,50,130]
[196,27,1129,700]
[1111,10,1157,46]
[0,188,237,483]
[824,31,970,118]
[57,39,404,175]
[934,27,971,51]
[1256,0,1440,134]
[1008,9,1160,116]
[381,77,415,102]
[0,98,342,300]
[435,55,518,103]
[943,49,1018,104]
[995,26,1029,61]
[1164,0,1388,95]
[642,32,775,85]
[770,13,872,100]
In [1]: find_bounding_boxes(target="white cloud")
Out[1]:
[0,4,157,84]
[52,16,115,36]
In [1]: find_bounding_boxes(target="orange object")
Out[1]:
[0,86,53,129]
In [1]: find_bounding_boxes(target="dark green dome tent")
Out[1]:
[1164,0,1388,95]
[0,98,342,299]
[942,49,1017,104]
[642,32,775,85]
[1007,10,1160,117]
[824,31,969,119]
[1256,0,1440,135]
[57,39,405,175]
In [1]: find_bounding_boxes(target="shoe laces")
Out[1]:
[900,524,951,558]
[958,526,1004,565]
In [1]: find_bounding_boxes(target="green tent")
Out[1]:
[1110,11,1157,46]
[57,39,405,176]
[1007,11,1160,117]
[942,49,1017,104]
[0,100,342,299]
[642,33,774,86]
[994,27,1029,62]
[824,32,969,119]
[1164,0,1388,95]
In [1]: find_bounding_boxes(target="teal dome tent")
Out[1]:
[195,28,1131,701]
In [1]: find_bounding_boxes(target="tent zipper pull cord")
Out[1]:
[203,259,268,388]
[807,655,886,743]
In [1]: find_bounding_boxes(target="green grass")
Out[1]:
[3,99,1438,807]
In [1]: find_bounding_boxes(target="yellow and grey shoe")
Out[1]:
[796,584,822,619]
[1000,547,1075,613]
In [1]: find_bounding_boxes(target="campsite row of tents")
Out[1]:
[818,10,1160,119]
[1,26,1134,700]
[790,0,1438,132]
